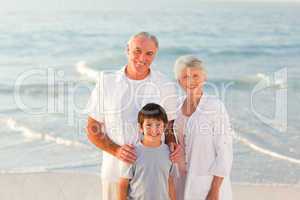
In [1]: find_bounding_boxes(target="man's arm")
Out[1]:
[86,117,136,164]
[119,178,129,200]
[168,176,176,200]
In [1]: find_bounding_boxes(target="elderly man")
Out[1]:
[86,32,181,200]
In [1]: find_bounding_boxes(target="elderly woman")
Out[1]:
[173,55,233,200]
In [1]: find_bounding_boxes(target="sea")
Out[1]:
[0,2,300,186]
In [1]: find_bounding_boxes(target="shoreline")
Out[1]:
[0,172,300,200]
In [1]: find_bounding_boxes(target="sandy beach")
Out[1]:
[1,3,300,200]
[0,172,299,200]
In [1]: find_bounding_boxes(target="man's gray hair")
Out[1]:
[127,32,159,49]
[173,55,207,80]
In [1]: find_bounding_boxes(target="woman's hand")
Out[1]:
[169,143,183,163]
[206,187,220,200]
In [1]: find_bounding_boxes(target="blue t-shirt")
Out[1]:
[121,142,174,200]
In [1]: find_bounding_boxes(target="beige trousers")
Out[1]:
[101,180,119,200]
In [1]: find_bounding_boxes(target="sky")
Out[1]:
[0,0,299,11]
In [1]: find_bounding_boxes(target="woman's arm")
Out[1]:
[166,120,183,164]
[209,101,233,177]
[206,176,224,200]
[119,178,129,200]
[168,176,176,200]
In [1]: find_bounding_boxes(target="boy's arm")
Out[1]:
[119,178,129,200]
[168,175,176,200]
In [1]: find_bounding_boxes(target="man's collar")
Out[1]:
[119,65,152,82]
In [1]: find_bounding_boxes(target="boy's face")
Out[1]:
[139,118,165,139]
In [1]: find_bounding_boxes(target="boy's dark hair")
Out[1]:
[138,103,168,127]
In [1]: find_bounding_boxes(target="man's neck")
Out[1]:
[125,64,150,80]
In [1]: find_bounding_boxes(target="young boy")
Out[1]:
[119,103,176,200]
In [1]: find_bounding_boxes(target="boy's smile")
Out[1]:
[140,118,165,146]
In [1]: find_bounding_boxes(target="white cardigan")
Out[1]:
[176,94,234,200]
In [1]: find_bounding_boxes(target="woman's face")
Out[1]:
[178,67,206,94]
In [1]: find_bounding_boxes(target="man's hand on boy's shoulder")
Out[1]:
[169,143,183,164]
[116,144,137,164]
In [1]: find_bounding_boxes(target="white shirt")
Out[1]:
[177,94,234,200]
[86,67,177,182]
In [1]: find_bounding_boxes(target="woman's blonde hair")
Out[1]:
[173,55,207,80]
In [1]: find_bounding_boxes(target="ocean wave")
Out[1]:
[159,44,300,58]
[210,72,287,89]
[0,108,23,114]
[232,182,300,188]
[75,62,288,90]
[235,133,300,165]
[76,61,100,82]
[0,81,90,97]
[0,83,57,96]
[208,45,300,57]
[0,63,288,98]
[0,160,99,174]
[0,118,92,150]
[0,84,14,94]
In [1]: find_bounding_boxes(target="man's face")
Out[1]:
[127,36,158,74]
